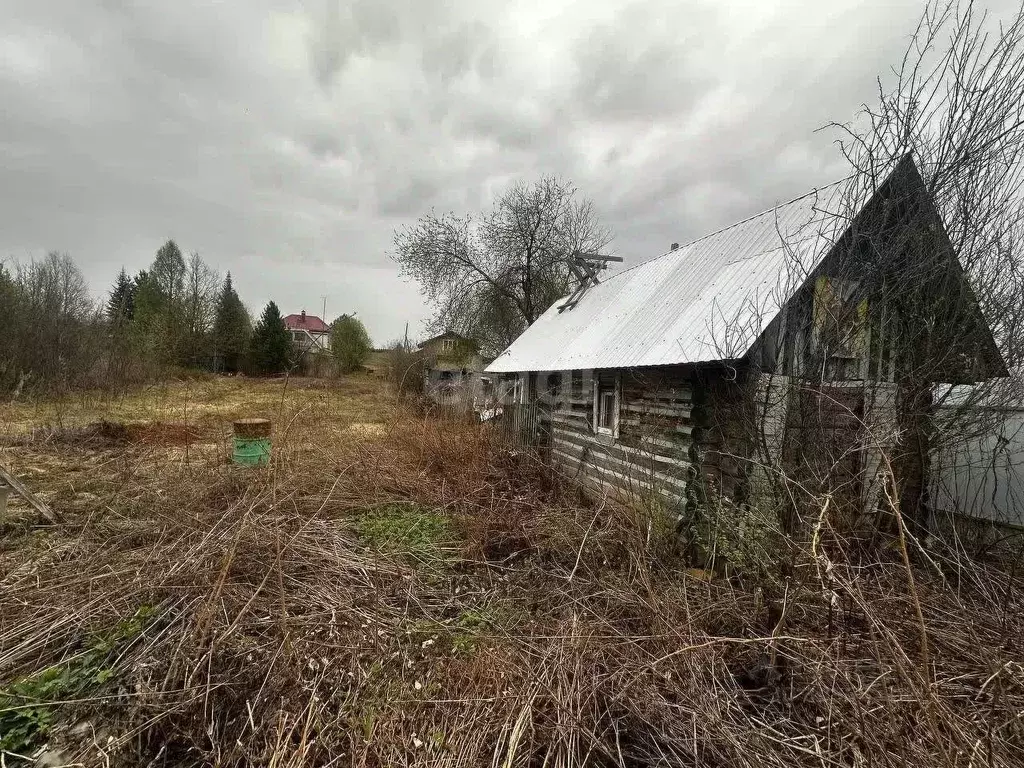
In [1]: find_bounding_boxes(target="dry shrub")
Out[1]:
[386,344,426,399]
[1,409,1024,767]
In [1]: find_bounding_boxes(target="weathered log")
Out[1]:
[0,463,61,525]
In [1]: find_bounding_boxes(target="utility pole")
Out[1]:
[320,295,327,321]
[403,322,409,350]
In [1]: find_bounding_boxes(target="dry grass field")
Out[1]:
[1,375,1023,767]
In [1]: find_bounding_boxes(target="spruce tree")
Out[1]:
[142,240,188,365]
[249,301,292,374]
[212,273,251,373]
[107,267,135,321]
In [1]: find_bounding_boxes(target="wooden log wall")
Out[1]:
[691,370,757,505]
[547,367,696,511]
[782,382,868,518]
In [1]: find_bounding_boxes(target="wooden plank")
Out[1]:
[623,403,691,418]
[554,420,692,462]
[550,412,589,427]
[551,437,690,489]
[624,390,693,404]
[553,450,658,495]
[634,435,689,452]
[551,447,688,497]
[618,417,693,435]
[0,464,61,525]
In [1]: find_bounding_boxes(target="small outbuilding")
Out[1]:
[486,156,1006,524]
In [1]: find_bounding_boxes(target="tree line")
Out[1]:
[1,240,372,396]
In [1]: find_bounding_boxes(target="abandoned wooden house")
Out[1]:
[418,332,489,411]
[486,156,1006,521]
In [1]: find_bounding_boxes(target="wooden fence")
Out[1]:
[492,403,550,450]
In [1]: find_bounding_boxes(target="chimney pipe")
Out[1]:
[301,310,306,322]
[670,242,679,251]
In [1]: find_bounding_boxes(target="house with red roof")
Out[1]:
[283,310,330,355]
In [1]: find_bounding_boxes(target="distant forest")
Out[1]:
[0,240,370,396]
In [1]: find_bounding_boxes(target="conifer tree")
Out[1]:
[212,272,251,373]
[107,267,135,322]
[249,301,292,374]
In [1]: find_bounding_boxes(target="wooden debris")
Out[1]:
[0,463,62,525]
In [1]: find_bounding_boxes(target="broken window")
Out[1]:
[593,375,619,437]
[813,276,869,380]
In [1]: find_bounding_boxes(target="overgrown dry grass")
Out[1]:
[0,374,388,437]
[2,376,1023,766]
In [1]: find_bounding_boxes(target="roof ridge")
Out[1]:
[599,174,852,285]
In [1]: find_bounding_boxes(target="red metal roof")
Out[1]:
[283,312,329,333]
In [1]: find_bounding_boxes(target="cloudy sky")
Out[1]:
[1,0,1016,344]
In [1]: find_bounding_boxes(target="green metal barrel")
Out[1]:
[232,418,271,466]
[232,436,271,466]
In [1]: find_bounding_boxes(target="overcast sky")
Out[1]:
[1,0,1017,344]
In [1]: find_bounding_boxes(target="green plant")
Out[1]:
[212,273,252,374]
[0,605,157,755]
[691,492,785,582]
[249,301,292,375]
[355,504,455,567]
[330,314,372,373]
[449,609,494,655]
[405,607,505,657]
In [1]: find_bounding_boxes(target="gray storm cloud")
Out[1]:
[2,0,1019,344]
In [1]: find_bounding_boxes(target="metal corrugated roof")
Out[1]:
[487,180,853,373]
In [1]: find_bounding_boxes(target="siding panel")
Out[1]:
[547,365,696,508]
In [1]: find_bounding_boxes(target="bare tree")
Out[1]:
[0,252,101,395]
[822,0,1024,531]
[393,177,612,356]
[182,252,220,367]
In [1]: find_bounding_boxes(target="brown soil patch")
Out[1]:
[124,422,203,446]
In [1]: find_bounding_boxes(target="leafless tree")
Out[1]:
[393,177,612,356]
[0,252,102,395]
[825,0,1024,534]
[182,251,220,366]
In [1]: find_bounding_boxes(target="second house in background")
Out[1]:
[419,332,490,413]
[284,310,331,357]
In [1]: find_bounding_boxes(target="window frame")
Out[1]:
[571,370,583,398]
[508,375,523,404]
[592,374,620,438]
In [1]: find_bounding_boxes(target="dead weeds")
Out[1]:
[0,377,1023,767]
